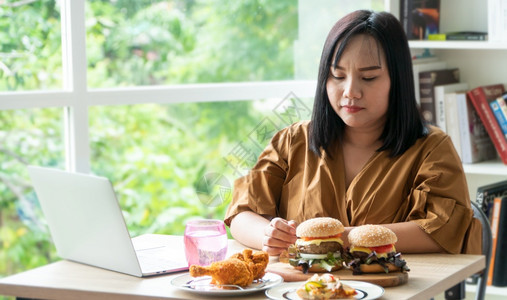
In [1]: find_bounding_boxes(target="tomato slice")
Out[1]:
[369,244,394,253]
[302,233,342,241]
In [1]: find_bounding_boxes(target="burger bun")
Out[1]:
[348,224,397,247]
[359,263,400,273]
[296,217,344,238]
[294,263,343,273]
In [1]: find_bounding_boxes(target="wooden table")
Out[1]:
[0,234,485,300]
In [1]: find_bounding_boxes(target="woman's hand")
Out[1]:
[262,217,298,256]
[229,212,298,255]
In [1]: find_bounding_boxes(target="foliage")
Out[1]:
[0,0,62,90]
[0,107,63,275]
[86,0,297,86]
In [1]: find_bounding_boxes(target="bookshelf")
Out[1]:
[388,0,507,297]
[409,40,507,50]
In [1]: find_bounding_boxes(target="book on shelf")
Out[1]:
[455,91,497,164]
[427,33,446,41]
[400,0,441,40]
[488,0,507,43]
[419,68,459,126]
[427,31,488,41]
[497,93,507,136]
[445,31,488,41]
[489,96,507,140]
[467,84,507,165]
[412,60,447,106]
[444,92,462,157]
[434,82,469,132]
[488,196,507,287]
[476,180,507,220]
[487,196,501,286]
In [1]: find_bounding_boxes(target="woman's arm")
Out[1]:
[383,222,444,253]
[341,222,444,253]
[230,211,297,256]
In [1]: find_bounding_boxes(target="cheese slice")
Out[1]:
[350,246,393,259]
[349,246,372,254]
[296,237,343,246]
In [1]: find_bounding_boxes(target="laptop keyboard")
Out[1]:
[138,255,182,269]
[136,247,188,274]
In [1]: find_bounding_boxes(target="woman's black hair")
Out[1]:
[309,10,427,157]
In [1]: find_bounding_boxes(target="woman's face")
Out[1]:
[326,34,391,132]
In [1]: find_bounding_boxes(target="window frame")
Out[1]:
[0,0,317,173]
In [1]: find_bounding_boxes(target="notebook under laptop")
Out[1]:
[27,165,188,277]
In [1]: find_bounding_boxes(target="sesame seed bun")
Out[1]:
[296,217,344,238]
[359,263,400,273]
[294,262,342,273]
[348,225,397,247]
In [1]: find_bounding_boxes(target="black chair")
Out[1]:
[470,201,493,300]
[445,201,492,300]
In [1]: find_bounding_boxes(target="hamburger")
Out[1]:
[288,217,345,273]
[346,224,410,275]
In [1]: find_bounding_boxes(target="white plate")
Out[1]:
[170,272,283,296]
[265,280,384,300]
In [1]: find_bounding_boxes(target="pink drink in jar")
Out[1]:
[184,219,228,266]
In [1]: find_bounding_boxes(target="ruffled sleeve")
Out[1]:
[223,125,291,226]
[408,134,481,254]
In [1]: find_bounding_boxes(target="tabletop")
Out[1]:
[0,234,485,300]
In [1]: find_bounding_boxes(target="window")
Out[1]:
[0,0,383,277]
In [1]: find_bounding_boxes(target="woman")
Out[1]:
[224,10,481,256]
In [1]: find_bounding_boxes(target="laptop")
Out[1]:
[27,165,189,277]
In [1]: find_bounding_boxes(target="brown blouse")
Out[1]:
[224,121,481,254]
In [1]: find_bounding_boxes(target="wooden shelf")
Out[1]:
[409,41,507,50]
[463,160,507,176]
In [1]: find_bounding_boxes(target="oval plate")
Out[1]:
[265,280,384,300]
[170,272,283,296]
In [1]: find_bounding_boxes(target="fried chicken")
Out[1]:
[189,249,269,288]
[229,249,269,280]
[250,249,269,278]
[189,258,254,287]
